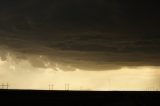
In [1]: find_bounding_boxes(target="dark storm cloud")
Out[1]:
[0,0,160,71]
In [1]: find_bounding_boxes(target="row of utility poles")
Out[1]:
[146,87,160,91]
[0,83,83,90]
[3,82,160,91]
[48,79,111,91]
[48,83,70,90]
[48,84,91,91]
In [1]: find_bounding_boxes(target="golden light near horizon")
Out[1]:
[0,54,160,91]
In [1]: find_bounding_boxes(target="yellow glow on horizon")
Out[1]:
[0,56,160,91]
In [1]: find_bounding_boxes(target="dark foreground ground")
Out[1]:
[0,90,160,106]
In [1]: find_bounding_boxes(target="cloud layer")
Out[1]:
[0,0,160,71]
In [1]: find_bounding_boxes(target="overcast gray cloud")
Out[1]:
[0,0,160,71]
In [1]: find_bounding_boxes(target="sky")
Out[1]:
[0,0,160,90]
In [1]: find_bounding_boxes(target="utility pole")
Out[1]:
[80,86,83,90]
[65,83,69,91]
[1,83,4,89]
[107,78,111,91]
[49,84,54,90]
[0,83,9,89]
[6,83,9,89]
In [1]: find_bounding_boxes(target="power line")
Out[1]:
[0,83,9,89]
